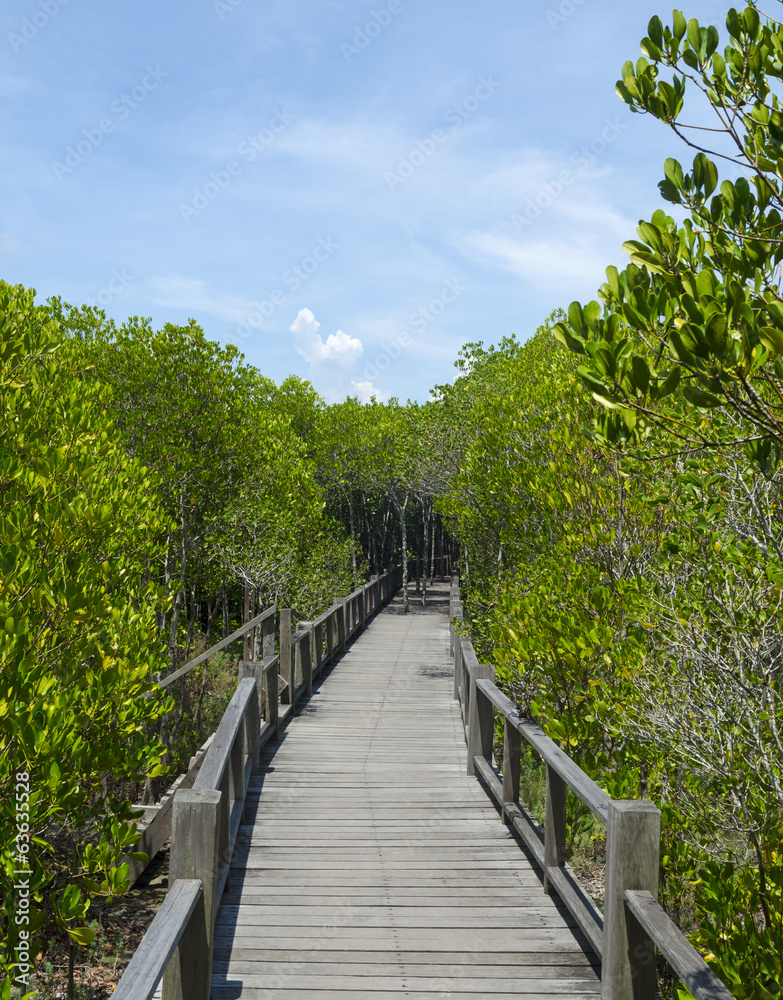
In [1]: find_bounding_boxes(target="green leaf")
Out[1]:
[759,325,783,355]
[683,384,722,408]
[654,366,681,399]
[672,10,687,40]
[692,153,718,197]
[705,313,729,353]
[686,18,701,53]
[622,242,669,274]
[67,926,95,946]
[553,323,586,355]
[631,356,650,395]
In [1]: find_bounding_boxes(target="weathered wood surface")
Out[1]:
[211,582,599,998]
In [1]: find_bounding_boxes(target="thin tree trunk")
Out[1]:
[398,494,410,613]
[168,493,189,670]
[430,504,438,587]
[196,586,222,730]
[348,490,358,588]
[364,497,375,575]
[379,499,391,570]
[422,501,429,606]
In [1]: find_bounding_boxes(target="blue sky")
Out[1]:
[2,0,735,402]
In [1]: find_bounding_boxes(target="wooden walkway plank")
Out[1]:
[211,583,600,997]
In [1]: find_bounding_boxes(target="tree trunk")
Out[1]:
[398,494,410,613]
[348,490,358,588]
[422,501,429,606]
[222,574,229,638]
[379,499,391,570]
[168,493,190,670]
[195,587,222,731]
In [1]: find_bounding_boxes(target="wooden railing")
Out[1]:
[114,565,404,1000]
[449,576,735,1000]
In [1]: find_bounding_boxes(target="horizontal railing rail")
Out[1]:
[449,574,735,1000]
[115,563,404,1000]
[158,606,276,689]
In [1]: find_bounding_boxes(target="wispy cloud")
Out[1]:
[148,274,250,324]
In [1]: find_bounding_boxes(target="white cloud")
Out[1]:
[288,308,363,365]
[350,379,389,403]
[287,308,384,403]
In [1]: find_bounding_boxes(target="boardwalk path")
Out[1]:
[211,582,600,999]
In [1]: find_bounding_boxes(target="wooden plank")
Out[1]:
[211,958,598,975]
[211,950,598,967]
[210,972,600,993]
[211,992,597,1000]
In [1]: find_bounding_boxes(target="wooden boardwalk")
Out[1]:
[210,582,600,999]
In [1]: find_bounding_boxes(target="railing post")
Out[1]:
[451,600,463,679]
[280,609,293,707]
[335,598,347,653]
[263,611,275,659]
[266,657,279,734]
[502,714,521,824]
[450,576,460,655]
[324,613,334,665]
[467,665,494,776]
[311,620,322,674]
[163,789,221,1000]
[230,721,245,810]
[544,765,567,894]
[358,588,366,634]
[243,678,261,777]
[297,624,313,695]
[452,611,464,701]
[239,660,263,731]
[602,800,661,1000]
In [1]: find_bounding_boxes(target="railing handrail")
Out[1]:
[158,605,277,689]
[450,575,735,1000]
